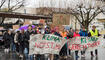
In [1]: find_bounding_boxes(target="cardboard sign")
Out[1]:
[29,34,67,55]
[52,13,70,26]
[40,19,45,24]
[13,25,19,29]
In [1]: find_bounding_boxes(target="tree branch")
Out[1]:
[79,6,85,22]
[89,11,102,23]
[0,0,6,9]
[72,13,84,26]
[8,0,24,12]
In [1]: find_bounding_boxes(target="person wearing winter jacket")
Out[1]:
[79,27,88,57]
[73,29,80,58]
[3,29,14,53]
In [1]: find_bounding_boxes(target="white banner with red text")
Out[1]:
[29,34,67,55]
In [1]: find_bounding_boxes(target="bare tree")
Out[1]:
[65,0,105,29]
[0,0,25,25]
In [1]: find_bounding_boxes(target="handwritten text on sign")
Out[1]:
[29,34,67,55]
[68,37,101,50]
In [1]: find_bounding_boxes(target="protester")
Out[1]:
[14,30,20,55]
[24,25,34,60]
[18,29,26,58]
[54,27,61,37]
[54,27,61,60]
[69,28,74,38]
[45,27,50,34]
[32,27,37,34]
[66,28,74,56]
[79,27,88,57]
[73,29,80,58]
[73,29,80,37]
[3,29,14,53]
[10,29,15,52]
[3,30,10,53]
[59,28,68,59]
[88,25,100,57]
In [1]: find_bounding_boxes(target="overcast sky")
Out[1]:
[26,0,99,8]
[26,0,62,8]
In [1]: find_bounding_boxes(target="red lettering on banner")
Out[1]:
[34,43,40,48]
[46,42,50,48]
[87,43,91,47]
[39,42,44,48]
[70,44,81,50]
[51,42,54,48]
[97,41,100,45]
[83,45,87,48]
[55,44,61,50]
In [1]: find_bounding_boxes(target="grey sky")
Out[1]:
[26,0,100,8]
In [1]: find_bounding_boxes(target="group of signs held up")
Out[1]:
[29,34,105,55]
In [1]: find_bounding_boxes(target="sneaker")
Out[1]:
[4,49,7,53]
[19,54,23,58]
[7,49,9,53]
[64,56,67,59]
[81,55,85,58]
[68,55,72,58]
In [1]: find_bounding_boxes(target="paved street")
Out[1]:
[77,47,105,60]
[0,47,105,60]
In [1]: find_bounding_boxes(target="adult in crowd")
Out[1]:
[59,28,68,59]
[14,30,20,55]
[3,29,14,53]
[67,28,74,39]
[79,27,88,57]
[73,29,80,58]
[88,25,100,57]
[66,28,74,57]
[32,27,37,34]
[54,27,61,60]
[45,27,50,34]
[24,25,34,60]
[3,30,9,53]
[18,29,26,58]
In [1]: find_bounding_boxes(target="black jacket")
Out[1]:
[24,30,34,41]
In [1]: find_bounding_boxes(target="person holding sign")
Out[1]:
[88,25,100,57]
[73,29,80,58]
[79,27,88,58]
[59,28,68,58]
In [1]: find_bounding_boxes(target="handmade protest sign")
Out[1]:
[68,37,104,51]
[29,34,67,55]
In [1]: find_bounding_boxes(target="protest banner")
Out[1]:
[29,34,67,55]
[68,37,104,51]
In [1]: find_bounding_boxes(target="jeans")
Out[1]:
[30,55,34,60]
[24,48,28,60]
[11,42,16,52]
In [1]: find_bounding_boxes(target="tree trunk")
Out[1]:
[0,17,5,26]
[84,22,89,31]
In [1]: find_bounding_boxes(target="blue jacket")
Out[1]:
[79,30,88,36]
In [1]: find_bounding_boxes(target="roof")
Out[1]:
[0,12,52,20]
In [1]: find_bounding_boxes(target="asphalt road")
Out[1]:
[0,47,105,60]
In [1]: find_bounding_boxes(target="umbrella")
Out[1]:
[19,25,35,30]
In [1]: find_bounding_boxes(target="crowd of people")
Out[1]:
[2,24,100,60]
